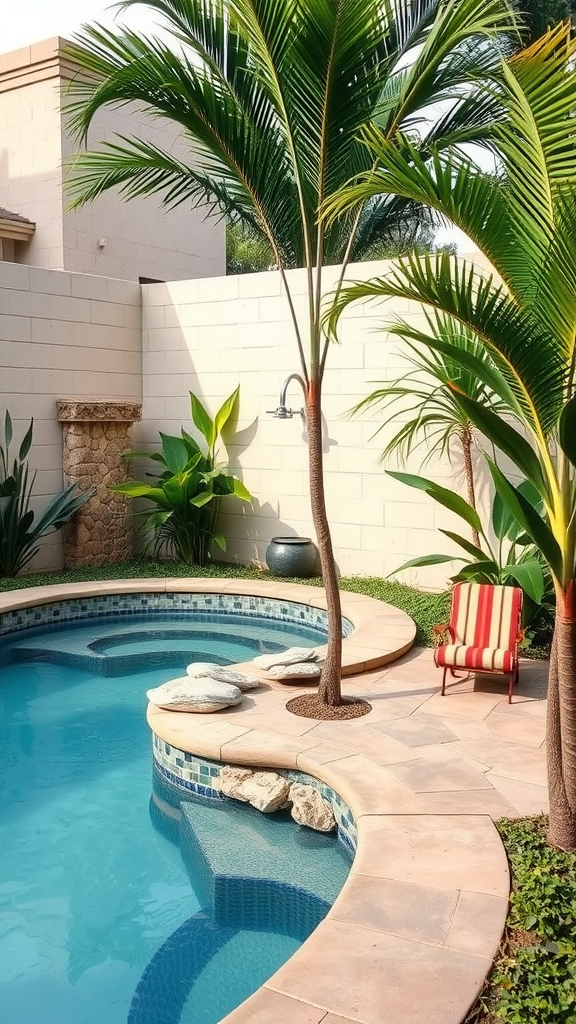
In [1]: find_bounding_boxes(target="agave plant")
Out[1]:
[112,388,251,564]
[0,411,93,577]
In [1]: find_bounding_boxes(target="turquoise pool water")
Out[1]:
[0,611,350,1024]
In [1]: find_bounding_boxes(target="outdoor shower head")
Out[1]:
[266,373,307,423]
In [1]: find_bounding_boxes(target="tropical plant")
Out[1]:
[0,411,92,577]
[111,388,251,565]
[387,471,551,628]
[63,0,517,715]
[353,320,507,545]
[325,24,576,846]
[226,220,276,275]
[514,0,575,42]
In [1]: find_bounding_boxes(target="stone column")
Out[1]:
[57,399,143,567]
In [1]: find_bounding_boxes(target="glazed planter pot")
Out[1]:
[265,536,317,578]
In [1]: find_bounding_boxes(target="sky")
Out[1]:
[4,1,153,51]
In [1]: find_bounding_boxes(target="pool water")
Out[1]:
[0,613,350,1024]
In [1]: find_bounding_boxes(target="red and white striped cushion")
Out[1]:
[436,644,514,673]
[450,583,522,650]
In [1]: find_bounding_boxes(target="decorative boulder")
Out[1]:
[289,783,336,832]
[218,766,292,813]
[253,646,321,670]
[147,676,242,713]
[266,662,322,682]
[186,662,261,690]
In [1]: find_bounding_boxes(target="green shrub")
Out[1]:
[0,411,92,577]
[111,388,251,565]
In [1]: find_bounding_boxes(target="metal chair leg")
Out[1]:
[441,665,448,696]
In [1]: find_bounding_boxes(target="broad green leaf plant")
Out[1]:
[388,471,550,627]
[0,412,93,577]
[65,0,517,714]
[112,388,251,565]
[326,24,576,847]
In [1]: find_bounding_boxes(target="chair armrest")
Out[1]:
[432,623,453,647]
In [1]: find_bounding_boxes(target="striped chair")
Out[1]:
[433,582,524,704]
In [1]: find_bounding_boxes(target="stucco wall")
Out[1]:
[139,260,493,590]
[0,260,141,568]
[0,38,226,282]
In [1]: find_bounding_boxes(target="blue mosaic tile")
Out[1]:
[152,735,357,854]
[0,591,354,640]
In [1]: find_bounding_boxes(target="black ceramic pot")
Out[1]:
[265,536,317,577]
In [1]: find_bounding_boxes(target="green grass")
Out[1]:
[0,557,450,647]
[468,816,576,1024]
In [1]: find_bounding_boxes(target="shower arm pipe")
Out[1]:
[280,373,308,409]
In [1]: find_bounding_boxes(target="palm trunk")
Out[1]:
[306,379,342,705]
[459,424,480,548]
[548,581,576,851]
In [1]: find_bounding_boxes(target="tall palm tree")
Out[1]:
[64,0,517,717]
[325,24,576,846]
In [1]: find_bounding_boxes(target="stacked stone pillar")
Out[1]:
[57,399,142,567]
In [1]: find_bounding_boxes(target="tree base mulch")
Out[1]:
[286,694,372,720]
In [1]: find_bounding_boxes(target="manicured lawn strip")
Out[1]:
[467,816,576,1024]
[0,558,449,647]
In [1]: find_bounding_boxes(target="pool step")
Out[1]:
[179,798,348,939]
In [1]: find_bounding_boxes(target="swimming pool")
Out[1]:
[0,600,352,1024]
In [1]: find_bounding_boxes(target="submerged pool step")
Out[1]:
[179,798,348,939]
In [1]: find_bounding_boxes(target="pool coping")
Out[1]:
[0,577,511,1024]
[0,576,417,673]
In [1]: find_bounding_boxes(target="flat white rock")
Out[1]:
[253,646,320,670]
[266,661,322,681]
[146,676,242,713]
[186,662,261,690]
[218,766,291,813]
[290,783,336,832]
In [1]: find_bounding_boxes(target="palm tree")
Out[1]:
[325,24,576,846]
[353,319,507,545]
[64,0,517,718]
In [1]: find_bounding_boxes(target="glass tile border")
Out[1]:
[152,731,357,853]
[0,591,354,640]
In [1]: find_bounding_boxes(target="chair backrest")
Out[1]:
[450,583,523,649]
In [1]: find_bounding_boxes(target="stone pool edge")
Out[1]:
[0,576,417,673]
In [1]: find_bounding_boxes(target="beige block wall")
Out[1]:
[0,38,226,282]
[139,259,494,590]
[0,77,65,269]
[60,103,226,282]
[0,260,141,569]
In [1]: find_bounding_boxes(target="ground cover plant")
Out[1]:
[467,816,576,1024]
[64,0,517,716]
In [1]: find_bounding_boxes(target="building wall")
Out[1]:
[0,38,226,282]
[0,260,141,568]
[0,74,65,269]
[139,259,493,591]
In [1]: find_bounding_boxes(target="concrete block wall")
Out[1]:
[139,259,493,590]
[0,261,141,568]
